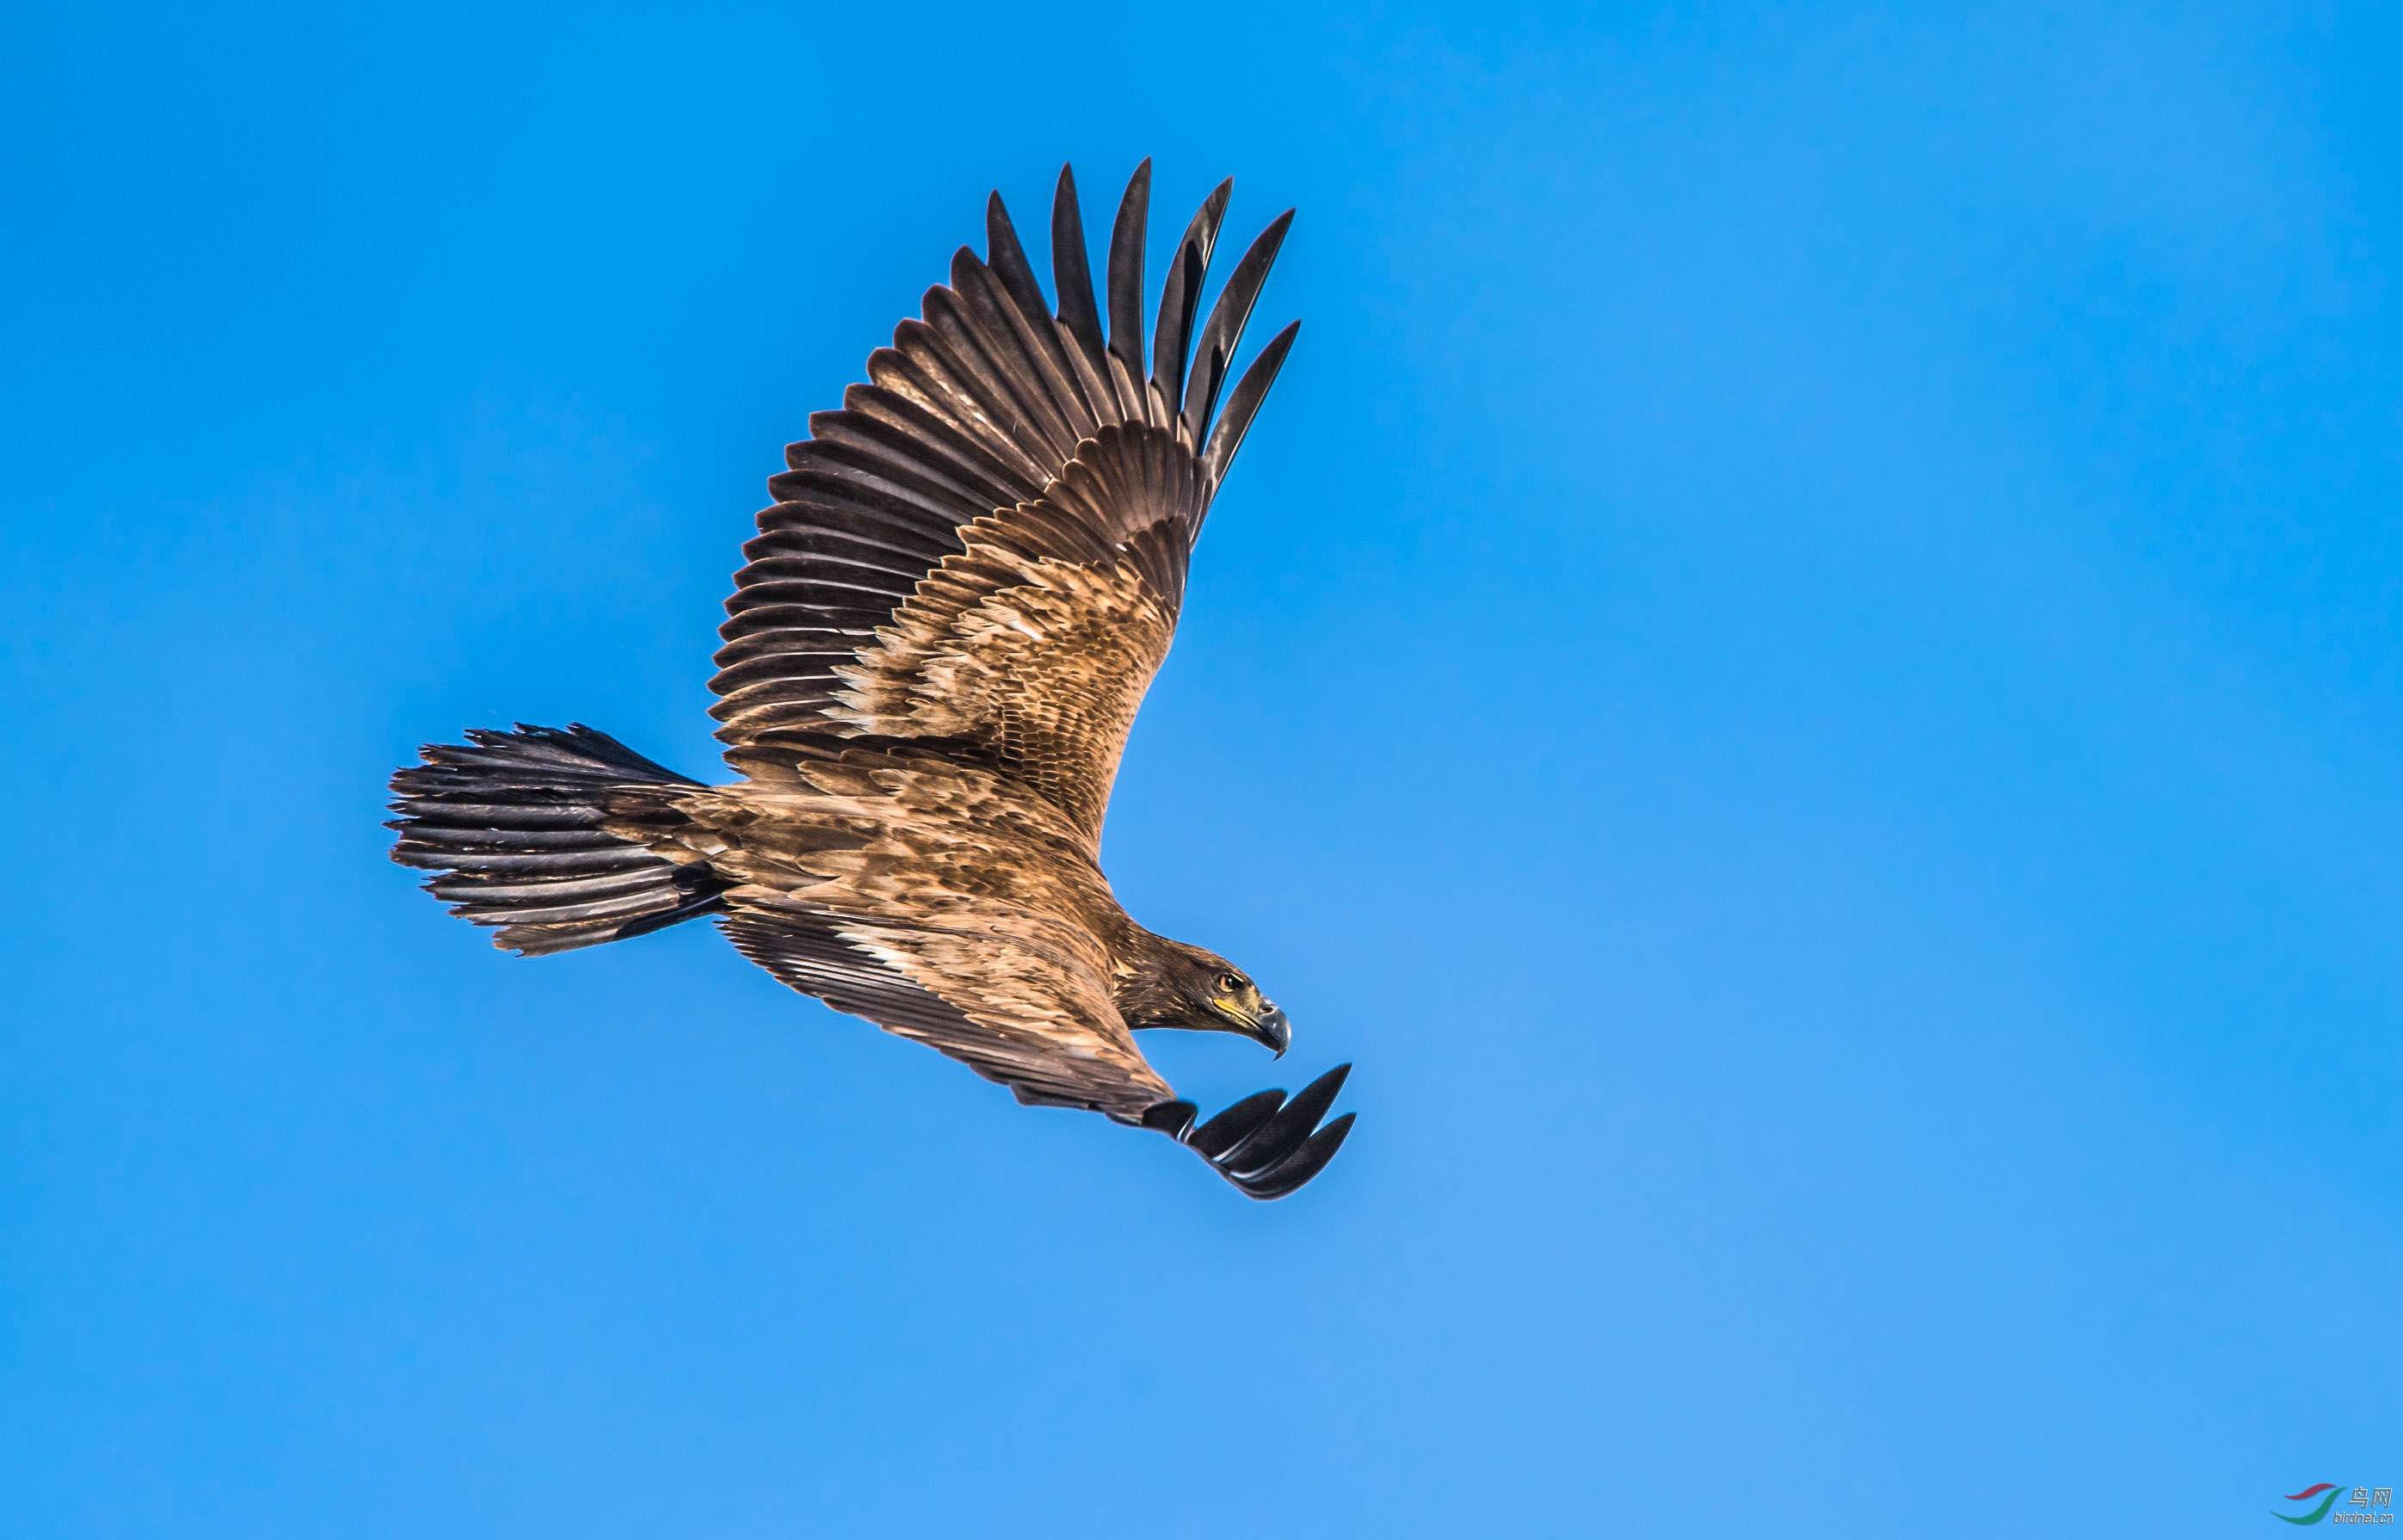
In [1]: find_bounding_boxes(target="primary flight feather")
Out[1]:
[386,162,1354,1199]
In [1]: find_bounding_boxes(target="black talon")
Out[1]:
[1188,1088,1285,1160]
[1176,1063,1355,1199]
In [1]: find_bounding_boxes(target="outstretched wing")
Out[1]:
[706,731,1176,1119]
[709,161,1297,853]
[720,899,1355,1196]
[718,900,1175,1119]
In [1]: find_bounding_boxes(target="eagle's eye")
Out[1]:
[1217,972,1244,995]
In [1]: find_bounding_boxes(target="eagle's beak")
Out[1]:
[1254,1005,1291,1059]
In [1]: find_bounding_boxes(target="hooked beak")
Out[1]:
[1252,1005,1291,1059]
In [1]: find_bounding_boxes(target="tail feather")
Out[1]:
[389,723,730,956]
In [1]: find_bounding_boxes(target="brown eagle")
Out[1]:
[387,162,1353,1199]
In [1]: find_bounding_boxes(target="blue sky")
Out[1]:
[5,2,2399,1534]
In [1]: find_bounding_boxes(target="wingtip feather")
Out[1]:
[1106,161,1153,391]
[1180,208,1295,444]
[1199,318,1299,491]
[1149,178,1235,410]
[1051,162,1111,386]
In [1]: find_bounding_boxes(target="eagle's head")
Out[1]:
[1118,936,1292,1056]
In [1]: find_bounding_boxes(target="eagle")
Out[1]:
[387,162,1354,1199]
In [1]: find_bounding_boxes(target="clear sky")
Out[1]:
[5,2,2398,1535]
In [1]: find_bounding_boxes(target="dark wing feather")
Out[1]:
[981,193,1109,439]
[1200,319,1299,496]
[722,909,988,1044]
[1149,178,1231,416]
[1106,160,1152,406]
[1050,166,1109,384]
[1181,211,1291,446]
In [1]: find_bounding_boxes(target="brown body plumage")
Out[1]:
[387,162,1353,1198]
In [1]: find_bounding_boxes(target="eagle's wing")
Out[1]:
[708,731,1173,1119]
[718,900,1174,1119]
[708,162,1296,853]
[721,898,1354,1197]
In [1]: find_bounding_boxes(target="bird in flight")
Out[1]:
[388,161,1354,1199]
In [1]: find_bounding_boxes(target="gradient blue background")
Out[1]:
[5,2,2398,1534]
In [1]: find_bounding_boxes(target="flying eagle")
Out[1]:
[387,162,1353,1199]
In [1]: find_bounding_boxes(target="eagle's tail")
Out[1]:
[386,723,732,957]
